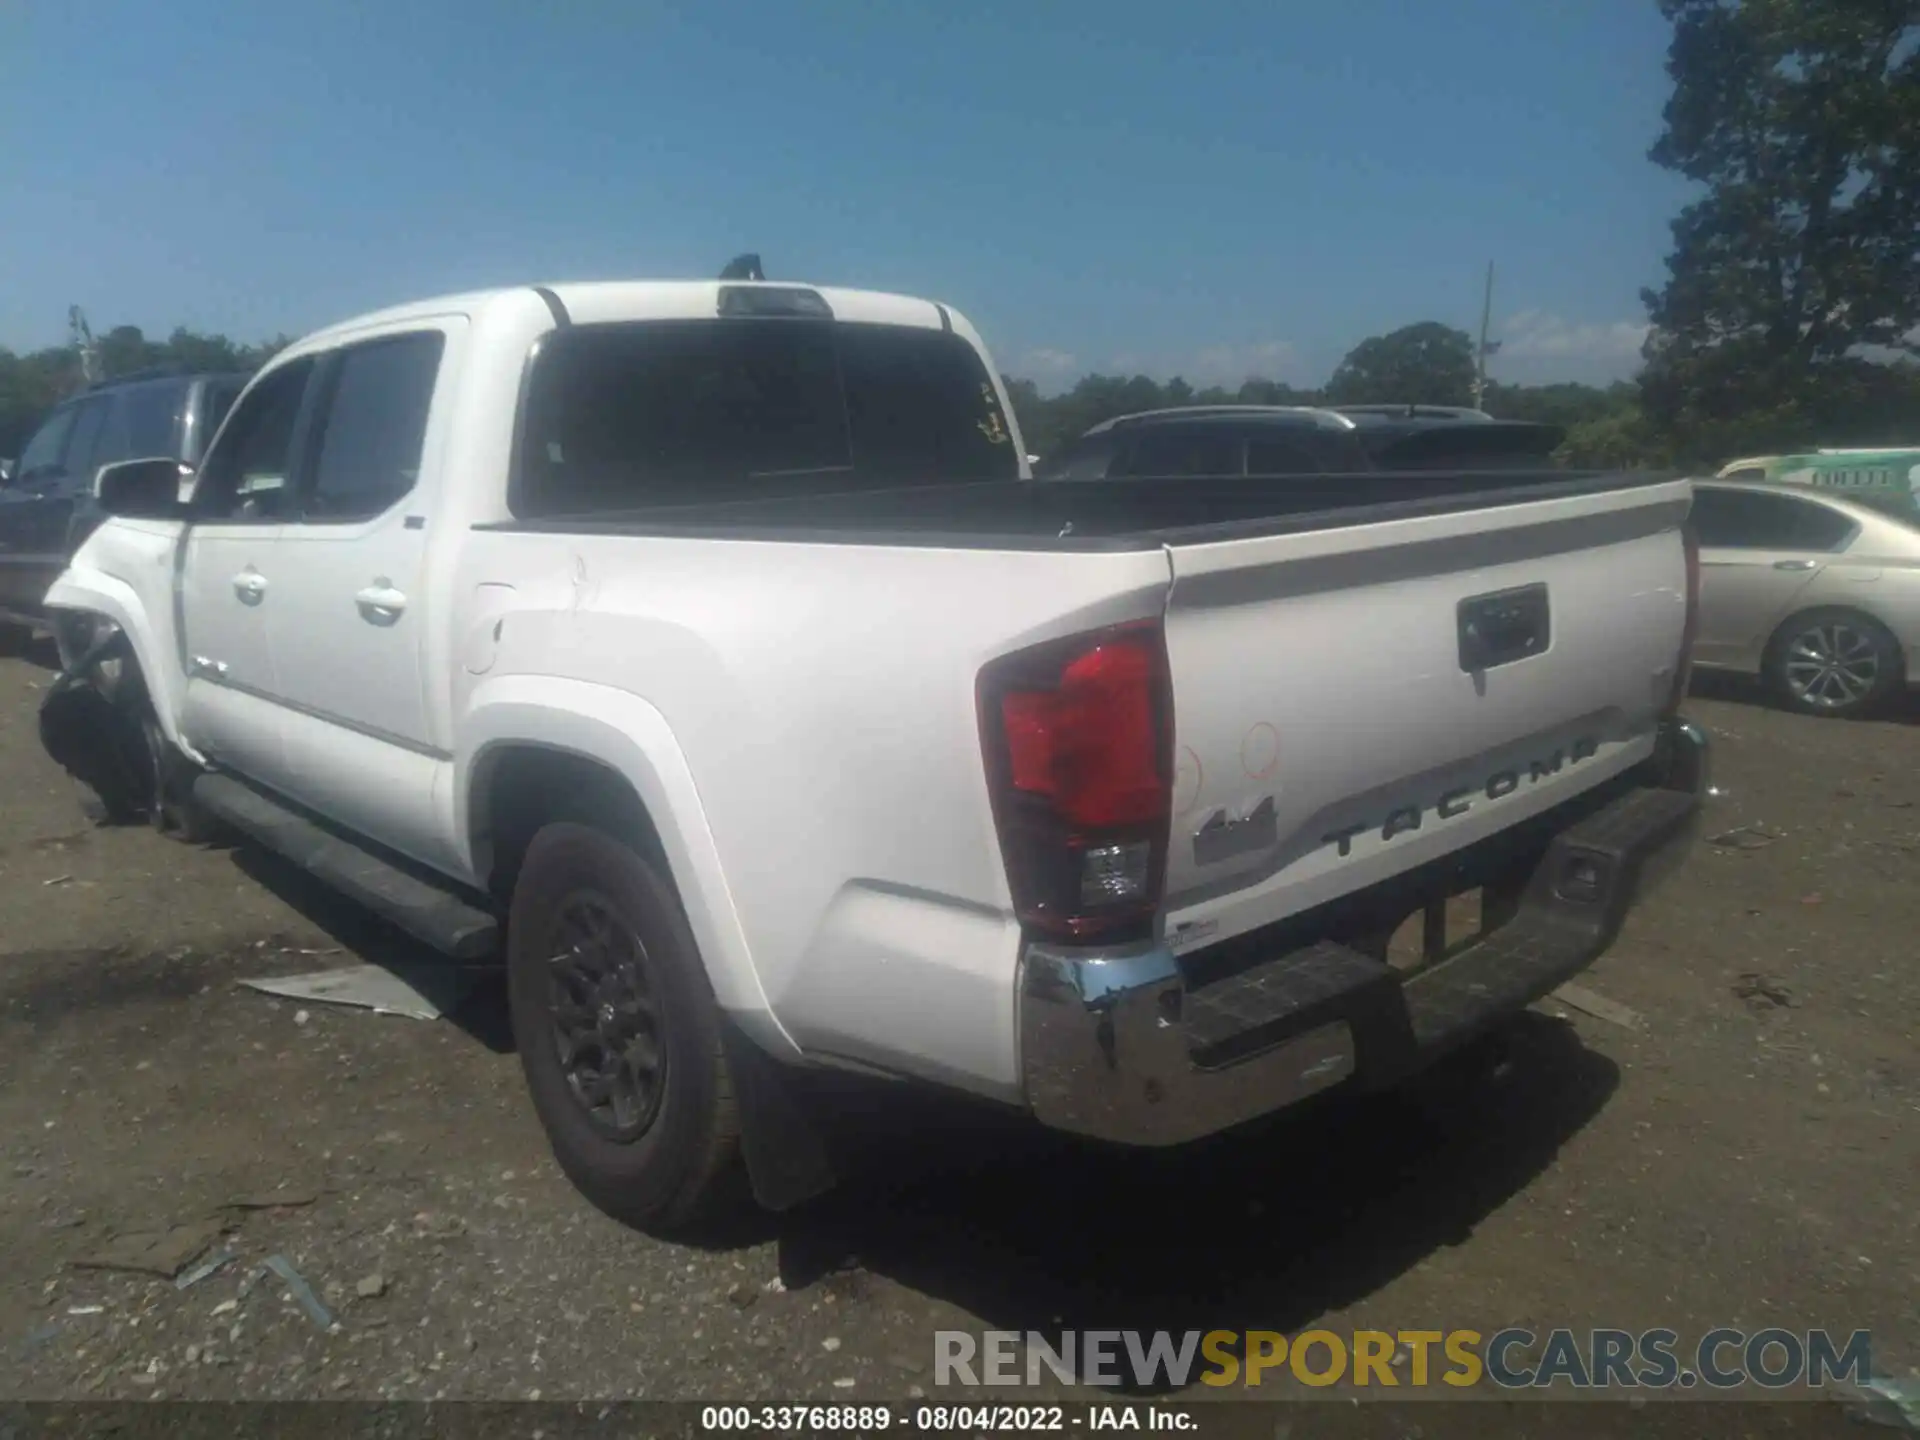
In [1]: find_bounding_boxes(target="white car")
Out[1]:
[1691,478,1920,716]
[38,273,1707,1230]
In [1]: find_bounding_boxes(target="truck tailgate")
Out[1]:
[1159,477,1693,948]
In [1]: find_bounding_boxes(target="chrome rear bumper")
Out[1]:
[1018,717,1709,1147]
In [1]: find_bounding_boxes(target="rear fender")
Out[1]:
[455,674,795,1062]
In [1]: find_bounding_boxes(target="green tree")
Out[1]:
[1557,408,1674,470]
[1324,322,1477,407]
[1639,0,1920,460]
[1484,379,1638,429]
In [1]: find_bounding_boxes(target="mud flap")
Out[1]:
[720,1021,837,1212]
[38,633,149,821]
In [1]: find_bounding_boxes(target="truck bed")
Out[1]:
[475,467,1673,551]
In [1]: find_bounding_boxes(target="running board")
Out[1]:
[191,773,499,962]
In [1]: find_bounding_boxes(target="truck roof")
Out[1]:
[296,280,958,349]
[1081,405,1359,436]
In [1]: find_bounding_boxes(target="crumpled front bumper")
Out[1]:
[1017,717,1710,1147]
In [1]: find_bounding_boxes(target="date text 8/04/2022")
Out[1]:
[698,1405,1194,1432]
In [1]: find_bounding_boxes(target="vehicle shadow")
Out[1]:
[223,843,515,1053]
[212,824,1622,1353]
[769,1013,1618,1360]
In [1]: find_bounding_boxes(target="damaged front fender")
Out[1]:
[39,629,152,825]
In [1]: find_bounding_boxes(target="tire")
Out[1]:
[1764,607,1903,718]
[51,649,216,837]
[139,710,220,843]
[506,821,742,1232]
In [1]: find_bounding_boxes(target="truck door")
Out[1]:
[256,323,456,865]
[174,356,319,786]
[1690,487,1853,671]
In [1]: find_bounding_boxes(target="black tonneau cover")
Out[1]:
[477,467,1677,553]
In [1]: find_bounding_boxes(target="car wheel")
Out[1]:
[506,821,742,1233]
[1764,608,1903,718]
[139,710,220,842]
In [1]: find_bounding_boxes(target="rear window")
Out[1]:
[1361,421,1565,470]
[1690,487,1858,551]
[1113,430,1243,478]
[514,319,1019,517]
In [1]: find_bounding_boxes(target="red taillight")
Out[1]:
[1668,522,1701,716]
[978,621,1173,942]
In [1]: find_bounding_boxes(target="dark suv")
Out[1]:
[1036,404,1566,480]
[0,370,247,634]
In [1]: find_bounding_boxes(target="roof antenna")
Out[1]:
[719,253,764,281]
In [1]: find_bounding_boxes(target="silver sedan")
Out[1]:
[1690,479,1920,717]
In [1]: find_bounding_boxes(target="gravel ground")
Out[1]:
[0,644,1914,1411]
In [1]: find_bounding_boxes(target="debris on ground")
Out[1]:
[1709,824,1782,850]
[261,1254,335,1330]
[220,1190,319,1212]
[173,1248,238,1291]
[354,1273,387,1299]
[238,963,474,1021]
[1550,982,1643,1031]
[1842,1375,1920,1432]
[14,1322,60,1356]
[1733,971,1797,1010]
[71,1219,225,1279]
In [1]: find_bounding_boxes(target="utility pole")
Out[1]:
[68,306,100,385]
[1470,262,1496,412]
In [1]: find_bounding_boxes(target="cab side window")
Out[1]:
[301,333,444,522]
[192,360,317,521]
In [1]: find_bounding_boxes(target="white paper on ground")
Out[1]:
[238,963,474,1021]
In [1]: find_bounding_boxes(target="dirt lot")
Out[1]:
[0,643,1914,1411]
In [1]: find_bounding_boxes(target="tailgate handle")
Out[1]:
[1458,583,1550,672]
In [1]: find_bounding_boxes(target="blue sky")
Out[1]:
[2,1,1693,392]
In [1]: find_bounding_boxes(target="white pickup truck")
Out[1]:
[37,274,1708,1232]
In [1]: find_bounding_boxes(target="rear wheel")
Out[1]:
[506,821,742,1232]
[1764,608,1902,718]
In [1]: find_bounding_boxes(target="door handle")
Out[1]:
[1773,559,1818,572]
[232,569,267,603]
[355,581,408,624]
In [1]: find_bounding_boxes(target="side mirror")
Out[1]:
[95,458,192,520]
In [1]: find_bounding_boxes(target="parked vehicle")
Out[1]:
[1691,478,1920,717]
[37,275,1706,1231]
[0,370,246,640]
[1035,404,1565,480]
[1714,448,1920,520]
